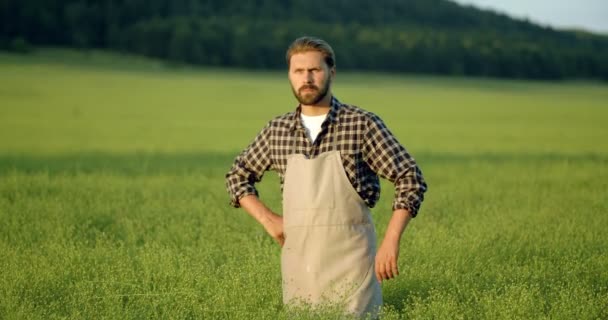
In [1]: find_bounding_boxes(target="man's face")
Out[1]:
[288,51,335,106]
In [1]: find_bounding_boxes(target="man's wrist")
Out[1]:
[382,208,412,244]
[259,210,276,224]
[383,229,402,244]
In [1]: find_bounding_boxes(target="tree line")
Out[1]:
[2,0,608,80]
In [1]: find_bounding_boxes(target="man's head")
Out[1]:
[286,37,336,106]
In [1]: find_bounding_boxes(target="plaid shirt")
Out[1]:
[225,97,427,216]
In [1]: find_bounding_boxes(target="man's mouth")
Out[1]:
[300,86,318,93]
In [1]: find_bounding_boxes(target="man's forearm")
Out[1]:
[239,194,277,225]
[239,194,285,246]
[382,209,412,244]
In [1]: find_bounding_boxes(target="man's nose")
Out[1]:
[305,71,314,83]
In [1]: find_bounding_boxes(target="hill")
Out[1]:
[1,0,607,80]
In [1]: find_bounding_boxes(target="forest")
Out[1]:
[2,0,608,79]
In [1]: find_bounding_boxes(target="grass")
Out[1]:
[0,49,607,319]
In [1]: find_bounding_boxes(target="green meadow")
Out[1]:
[1,50,607,319]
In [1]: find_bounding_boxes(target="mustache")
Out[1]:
[299,85,319,92]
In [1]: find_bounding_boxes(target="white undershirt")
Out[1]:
[300,113,328,143]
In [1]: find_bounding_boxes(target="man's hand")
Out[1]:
[375,236,400,283]
[239,195,285,246]
[375,208,412,283]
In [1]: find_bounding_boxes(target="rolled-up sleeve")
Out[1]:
[225,122,272,208]
[363,115,427,216]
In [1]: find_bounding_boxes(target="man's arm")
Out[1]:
[362,114,427,283]
[225,122,285,245]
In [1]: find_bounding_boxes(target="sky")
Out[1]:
[451,0,608,34]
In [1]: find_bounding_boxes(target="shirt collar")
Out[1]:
[290,96,341,132]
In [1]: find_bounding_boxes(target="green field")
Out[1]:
[1,50,607,319]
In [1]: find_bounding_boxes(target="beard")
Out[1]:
[291,77,331,105]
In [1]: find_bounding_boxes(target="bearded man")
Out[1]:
[226,36,427,318]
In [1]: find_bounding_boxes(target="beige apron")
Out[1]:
[281,127,383,318]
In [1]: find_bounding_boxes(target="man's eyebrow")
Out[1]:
[292,67,321,71]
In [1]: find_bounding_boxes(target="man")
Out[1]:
[225,36,427,317]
